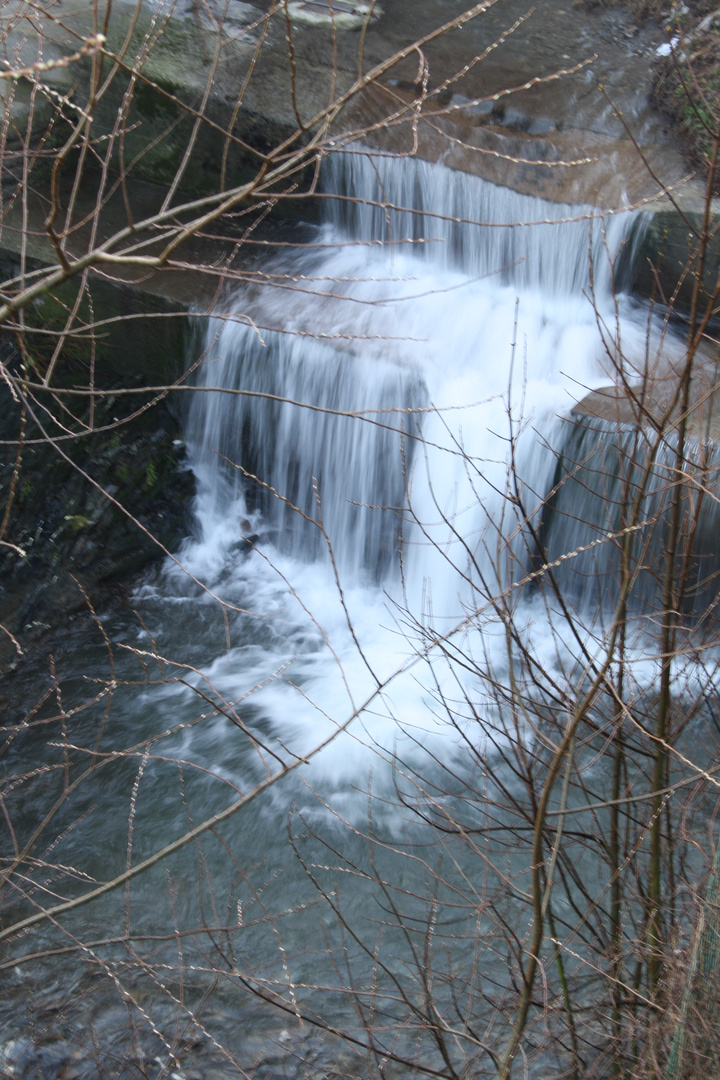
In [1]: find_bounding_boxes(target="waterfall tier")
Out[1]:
[187,151,645,597]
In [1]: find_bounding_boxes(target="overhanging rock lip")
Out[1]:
[572,337,720,442]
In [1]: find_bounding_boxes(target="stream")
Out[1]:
[1,148,714,1079]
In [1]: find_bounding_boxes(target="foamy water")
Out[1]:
[160,152,677,811]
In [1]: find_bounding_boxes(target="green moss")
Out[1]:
[133,76,182,121]
[64,514,94,531]
[143,460,159,491]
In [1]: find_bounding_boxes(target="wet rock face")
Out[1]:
[625,205,720,322]
[13,0,698,204]
[0,353,195,669]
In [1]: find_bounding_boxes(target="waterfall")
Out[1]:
[322,150,628,295]
[537,416,720,615]
[186,150,642,604]
[189,322,425,577]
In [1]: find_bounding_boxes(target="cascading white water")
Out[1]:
[176,150,672,783]
[190,313,425,577]
[188,152,638,589]
[322,151,626,294]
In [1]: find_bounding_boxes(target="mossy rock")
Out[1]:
[0,348,196,664]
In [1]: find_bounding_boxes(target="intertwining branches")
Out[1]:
[1,1,720,1079]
